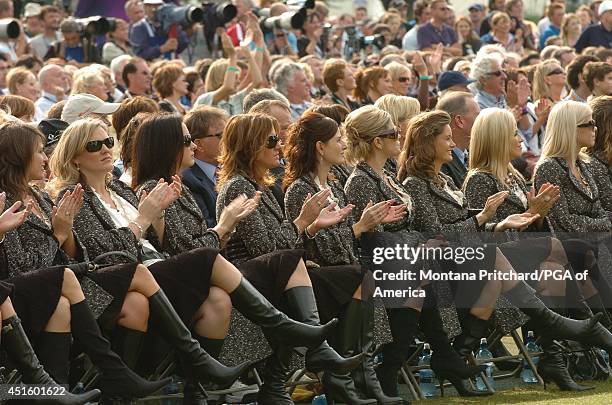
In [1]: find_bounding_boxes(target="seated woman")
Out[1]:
[0,195,100,404]
[216,113,368,404]
[0,94,36,122]
[0,121,172,400]
[463,107,599,391]
[353,67,393,106]
[396,109,612,373]
[283,111,407,404]
[343,106,487,398]
[153,63,190,115]
[47,117,338,404]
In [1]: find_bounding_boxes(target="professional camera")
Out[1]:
[359,34,386,51]
[257,0,314,33]
[201,1,237,42]
[0,18,20,41]
[75,16,110,36]
[157,3,204,33]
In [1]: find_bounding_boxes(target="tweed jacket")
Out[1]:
[0,187,86,279]
[137,179,220,256]
[585,151,612,214]
[329,164,353,188]
[65,180,163,266]
[402,173,497,237]
[216,174,302,264]
[285,175,359,266]
[533,157,611,233]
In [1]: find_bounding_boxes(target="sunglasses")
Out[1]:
[546,68,565,76]
[183,135,193,147]
[265,135,280,149]
[85,137,114,153]
[488,70,504,77]
[577,120,596,128]
[398,77,411,83]
[377,128,399,140]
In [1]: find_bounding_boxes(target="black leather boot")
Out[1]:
[256,343,294,405]
[2,316,101,405]
[183,337,223,405]
[453,313,490,360]
[586,294,612,328]
[284,286,364,373]
[69,301,171,398]
[111,326,145,371]
[503,282,601,340]
[351,300,403,404]
[321,299,377,405]
[35,331,72,383]
[375,308,419,398]
[538,338,594,391]
[229,279,337,348]
[148,290,251,389]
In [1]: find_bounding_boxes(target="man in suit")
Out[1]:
[435,91,480,188]
[183,106,228,227]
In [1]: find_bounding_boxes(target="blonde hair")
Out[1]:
[374,94,420,126]
[533,59,563,100]
[465,108,522,188]
[537,101,592,167]
[71,70,105,95]
[384,61,410,82]
[7,67,35,96]
[344,105,394,166]
[560,13,579,46]
[47,119,109,197]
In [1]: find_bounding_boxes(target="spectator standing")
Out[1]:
[22,2,43,39]
[417,0,461,56]
[402,0,431,51]
[29,5,62,60]
[45,18,101,64]
[102,19,133,64]
[575,0,612,53]
[540,3,566,50]
[125,0,145,36]
[468,3,486,35]
[298,12,324,58]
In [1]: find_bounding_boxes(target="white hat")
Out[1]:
[600,0,612,17]
[143,0,164,5]
[61,94,121,124]
[24,3,41,18]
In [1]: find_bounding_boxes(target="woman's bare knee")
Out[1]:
[45,296,71,332]
[61,268,85,303]
[131,264,160,296]
[118,292,149,331]
[546,238,568,265]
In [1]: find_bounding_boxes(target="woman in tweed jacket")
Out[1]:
[217,113,370,404]
[463,107,607,391]
[49,118,337,400]
[586,96,612,214]
[0,121,173,399]
[284,111,408,404]
[343,105,489,398]
[398,109,612,385]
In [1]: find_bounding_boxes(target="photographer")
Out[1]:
[297,11,324,58]
[44,18,101,65]
[129,0,188,61]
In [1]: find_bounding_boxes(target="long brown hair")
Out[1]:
[283,111,339,190]
[588,96,612,164]
[397,111,451,183]
[353,66,388,102]
[0,121,46,198]
[217,113,280,188]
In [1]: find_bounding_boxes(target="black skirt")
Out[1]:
[0,280,13,305]
[7,266,64,336]
[237,249,364,323]
[148,247,219,326]
[87,262,138,329]
[499,237,552,276]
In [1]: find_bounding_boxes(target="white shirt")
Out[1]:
[402,25,420,51]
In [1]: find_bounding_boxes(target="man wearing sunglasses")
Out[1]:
[182,106,228,227]
[417,0,462,56]
[471,54,508,110]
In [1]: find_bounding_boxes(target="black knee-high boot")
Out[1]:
[111,326,145,371]
[284,286,364,373]
[375,308,419,398]
[229,278,337,348]
[256,335,294,405]
[351,299,402,404]
[2,316,102,405]
[586,294,612,328]
[183,336,224,405]
[69,301,171,399]
[35,331,72,383]
[452,313,490,360]
[323,299,377,405]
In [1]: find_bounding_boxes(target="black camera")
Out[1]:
[201,1,237,42]
[359,34,386,50]
[257,0,314,33]
[157,3,205,33]
[75,16,111,36]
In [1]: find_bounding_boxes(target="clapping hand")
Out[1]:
[498,212,540,231]
[298,189,333,227]
[312,202,354,231]
[527,182,560,218]
[52,184,84,241]
[0,192,31,236]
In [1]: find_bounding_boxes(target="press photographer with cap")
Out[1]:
[44,18,102,65]
[129,0,188,61]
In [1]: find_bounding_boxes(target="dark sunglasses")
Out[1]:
[546,68,565,76]
[265,135,280,149]
[577,120,596,128]
[85,137,114,153]
[488,70,504,77]
[398,77,411,83]
[183,135,193,147]
[377,128,399,140]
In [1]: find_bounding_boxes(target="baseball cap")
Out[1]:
[39,119,69,147]
[438,71,474,92]
[599,0,612,16]
[143,0,164,5]
[468,3,485,12]
[61,94,121,124]
[24,3,42,18]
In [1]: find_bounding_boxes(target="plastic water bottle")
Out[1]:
[601,349,610,370]
[312,394,327,404]
[475,338,495,391]
[418,343,436,398]
[521,331,540,384]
